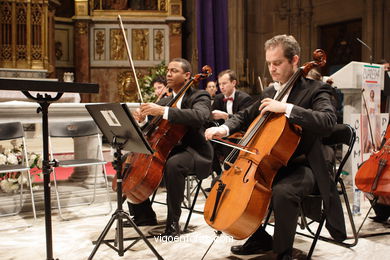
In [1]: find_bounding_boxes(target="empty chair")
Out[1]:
[49,120,112,220]
[0,122,36,229]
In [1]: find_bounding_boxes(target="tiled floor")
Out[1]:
[0,179,389,260]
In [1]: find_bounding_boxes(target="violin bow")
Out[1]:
[118,14,144,103]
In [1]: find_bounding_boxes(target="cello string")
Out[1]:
[222,68,303,165]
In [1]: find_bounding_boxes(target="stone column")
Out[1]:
[167,0,184,60]
[73,19,91,102]
[73,0,91,102]
[228,0,245,85]
[168,22,183,60]
[70,1,101,188]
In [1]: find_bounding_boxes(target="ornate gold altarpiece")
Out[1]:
[0,0,184,102]
[70,0,184,102]
[0,0,53,71]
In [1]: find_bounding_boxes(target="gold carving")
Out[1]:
[159,0,166,11]
[171,4,180,15]
[110,29,126,60]
[95,30,105,60]
[154,30,164,60]
[169,23,181,35]
[0,0,48,69]
[117,71,138,102]
[75,0,89,16]
[132,29,149,60]
[55,41,63,60]
[75,21,88,35]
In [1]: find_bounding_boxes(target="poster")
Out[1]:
[361,65,381,155]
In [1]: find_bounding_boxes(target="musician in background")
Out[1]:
[150,76,171,102]
[151,76,167,97]
[128,58,213,237]
[205,35,346,259]
[205,80,218,100]
[210,69,253,176]
[307,68,322,81]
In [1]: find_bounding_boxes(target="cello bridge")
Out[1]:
[234,166,242,173]
[224,161,242,173]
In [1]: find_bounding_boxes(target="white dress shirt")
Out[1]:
[163,91,183,119]
[224,89,236,115]
[221,82,294,136]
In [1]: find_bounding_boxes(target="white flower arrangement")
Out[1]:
[0,142,42,193]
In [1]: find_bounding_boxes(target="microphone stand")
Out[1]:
[357,38,374,64]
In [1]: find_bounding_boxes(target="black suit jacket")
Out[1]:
[224,76,346,241]
[158,88,213,180]
[211,90,253,126]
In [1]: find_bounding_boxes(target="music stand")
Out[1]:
[85,103,163,260]
[0,78,99,260]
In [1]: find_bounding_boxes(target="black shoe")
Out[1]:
[150,221,180,239]
[231,230,273,255]
[204,187,212,192]
[123,217,158,227]
[369,215,389,224]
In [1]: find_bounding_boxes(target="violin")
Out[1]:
[203,50,327,239]
[112,66,212,203]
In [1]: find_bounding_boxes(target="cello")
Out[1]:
[355,124,390,198]
[203,50,326,239]
[112,65,212,203]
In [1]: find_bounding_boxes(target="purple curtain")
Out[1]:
[196,0,229,89]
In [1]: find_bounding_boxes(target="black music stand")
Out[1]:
[85,103,162,260]
[0,77,99,260]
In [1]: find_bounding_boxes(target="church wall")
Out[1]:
[230,0,389,94]
[89,67,149,103]
[51,0,185,103]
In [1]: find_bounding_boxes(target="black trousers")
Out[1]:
[372,201,390,219]
[252,164,316,254]
[129,149,195,225]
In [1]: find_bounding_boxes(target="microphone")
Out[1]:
[356,38,373,64]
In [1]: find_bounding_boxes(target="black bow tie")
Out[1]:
[223,97,234,102]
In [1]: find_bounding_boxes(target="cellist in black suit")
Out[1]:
[205,35,346,260]
[128,58,213,238]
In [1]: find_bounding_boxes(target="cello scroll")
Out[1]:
[301,49,327,76]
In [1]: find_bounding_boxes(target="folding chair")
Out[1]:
[263,124,358,259]
[49,120,112,220]
[0,122,36,229]
[298,124,358,258]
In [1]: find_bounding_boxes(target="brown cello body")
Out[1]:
[355,125,390,197]
[204,114,301,239]
[112,66,212,204]
[113,122,187,203]
[203,49,326,239]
